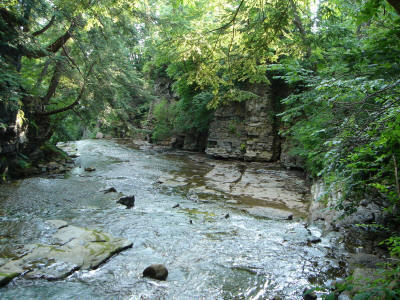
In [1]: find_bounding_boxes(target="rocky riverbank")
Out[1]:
[120,138,398,298]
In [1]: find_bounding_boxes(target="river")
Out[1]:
[0,139,347,299]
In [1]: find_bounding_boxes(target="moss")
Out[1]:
[40,142,69,159]
[0,271,20,286]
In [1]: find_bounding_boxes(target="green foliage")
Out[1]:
[152,99,174,141]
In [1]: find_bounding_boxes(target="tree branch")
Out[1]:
[25,20,76,59]
[37,83,86,116]
[33,59,51,90]
[32,15,56,36]
[35,61,95,116]
[288,0,311,57]
[62,45,82,76]
[387,0,400,15]
[208,0,245,33]
[41,56,65,104]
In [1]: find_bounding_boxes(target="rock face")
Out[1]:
[0,222,132,287]
[143,264,168,281]
[206,85,280,162]
[280,138,305,169]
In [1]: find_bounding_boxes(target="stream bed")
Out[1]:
[0,139,347,299]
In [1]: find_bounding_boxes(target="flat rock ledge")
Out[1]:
[0,221,132,287]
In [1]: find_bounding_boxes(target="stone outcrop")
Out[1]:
[0,221,132,287]
[157,157,310,215]
[206,85,280,162]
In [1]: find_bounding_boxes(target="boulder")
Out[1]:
[303,288,317,300]
[349,253,384,269]
[0,223,132,286]
[117,195,135,208]
[338,291,352,300]
[308,236,322,244]
[96,132,104,139]
[143,264,168,281]
[103,187,117,194]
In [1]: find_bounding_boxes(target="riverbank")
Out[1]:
[120,138,399,298]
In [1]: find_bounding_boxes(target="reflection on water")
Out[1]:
[0,139,346,299]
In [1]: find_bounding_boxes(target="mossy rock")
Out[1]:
[40,142,69,159]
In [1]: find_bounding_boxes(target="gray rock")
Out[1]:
[338,291,352,300]
[308,236,322,244]
[349,253,384,269]
[226,200,240,205]
[0,225,132,287]
[352,268,380,291]
[243,206,294,220]
[143,264,168,281]
[117,195,135,208]
[46,219,68,229]
[0,261,23,287]
[157,175,188,187]
[302,288,317,300]
[103,187,117,194]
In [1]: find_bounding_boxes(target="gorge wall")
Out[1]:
[146,76,303,169]
[206,85,279,162]
[205,82,303,169]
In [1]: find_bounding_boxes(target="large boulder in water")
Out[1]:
[117,195,135,208]
[143,264,168,280]
[0,222,132,287]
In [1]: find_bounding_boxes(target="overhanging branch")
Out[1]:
[35,61,96,116]
[25,20,77,59]
[32,15,56,36]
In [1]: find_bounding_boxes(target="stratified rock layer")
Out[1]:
[206,85,279,162]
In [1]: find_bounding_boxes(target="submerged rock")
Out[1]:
[157,175,188,187]
[143,264,168,281]
[117,195,135,208]
[0,222,132,287]
[308,236,322,244]
[243,206,294,220]
[84,167,96,172]
[103,187,117,194]
[46,219,68,229]
[303,288,317,300]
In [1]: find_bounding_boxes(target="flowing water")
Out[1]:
[0,139,347,299]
